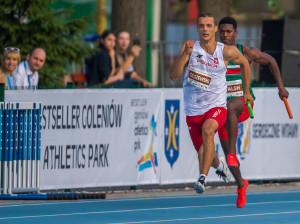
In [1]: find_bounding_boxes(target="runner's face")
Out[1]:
[197,17,217,41]
[219,24,237,45]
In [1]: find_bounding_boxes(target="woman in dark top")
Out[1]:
[87,30,124,85]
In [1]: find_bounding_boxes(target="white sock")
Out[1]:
[199,174,207,183]
[216,160,224,172]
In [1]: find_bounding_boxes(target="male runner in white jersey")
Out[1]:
[218,16,289,207]
[170,12,253,194]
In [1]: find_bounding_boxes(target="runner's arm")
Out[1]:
[169,41,193,81]
[243,46,289,100]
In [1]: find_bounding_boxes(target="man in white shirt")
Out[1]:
[14,47,46,89]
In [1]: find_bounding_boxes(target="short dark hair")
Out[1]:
[29,47,45,56]
[218,17,237,30]
[197,12,217,26]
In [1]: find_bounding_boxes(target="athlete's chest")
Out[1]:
[189,44,223,70]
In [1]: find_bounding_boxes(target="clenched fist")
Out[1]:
[182,40,194,56]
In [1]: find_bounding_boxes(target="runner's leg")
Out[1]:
[200,118,218,175]
[227,97,244,155]
[220,137,244,188]
[226,97,246,188]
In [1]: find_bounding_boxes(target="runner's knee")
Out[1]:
[202,124,215,139]
[227,99,243,116]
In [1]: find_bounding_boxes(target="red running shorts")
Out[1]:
[186,107,227,151]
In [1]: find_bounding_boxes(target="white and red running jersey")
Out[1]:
[183,41,227,116]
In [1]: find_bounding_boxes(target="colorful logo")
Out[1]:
[237,118,251,160]
[165,100,180,168]
[137,115,158,173]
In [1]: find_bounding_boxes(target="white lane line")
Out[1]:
[1,190,300,208]
[0,194,235,208]
[109,210,300,224]
[1,200,300,220]
[0,204,232,220]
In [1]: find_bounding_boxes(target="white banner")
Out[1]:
[6,89,163,190]
[5,87,300,190]
[160,88,300,183]
[238,88,300,180]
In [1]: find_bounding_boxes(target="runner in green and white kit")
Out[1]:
[218,17,289,208]
[226,44,255,101]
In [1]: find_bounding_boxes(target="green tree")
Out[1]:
[0,0,91,88]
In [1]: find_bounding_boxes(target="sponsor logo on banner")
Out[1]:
[41,102,123,130]
[43,143,109,170]
[252,123,298,138]
[237,119,251,160]
[165,100,180,168]
[137,115,158,173]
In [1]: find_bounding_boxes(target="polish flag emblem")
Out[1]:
[214,58,219,64]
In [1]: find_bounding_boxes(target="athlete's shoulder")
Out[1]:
[223,44,237,53]
[223,44,242,62]
[242,45,263,60]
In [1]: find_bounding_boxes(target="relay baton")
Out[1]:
[247,101,254,119]
[283,97,293,119]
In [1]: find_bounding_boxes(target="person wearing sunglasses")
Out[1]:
[13,47,46,89]
[0,47,21,90]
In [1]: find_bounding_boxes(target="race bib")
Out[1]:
[227,79,243,97]
[188,67,212,90]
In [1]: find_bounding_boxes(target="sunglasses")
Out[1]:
[4,47,20,53]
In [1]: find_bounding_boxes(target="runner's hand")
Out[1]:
[182,40,194,56]
[278,87,289,100]
[243,91,254,105]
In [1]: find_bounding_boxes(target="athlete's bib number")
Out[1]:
[188,67,212,90]
[227,80,243,97]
